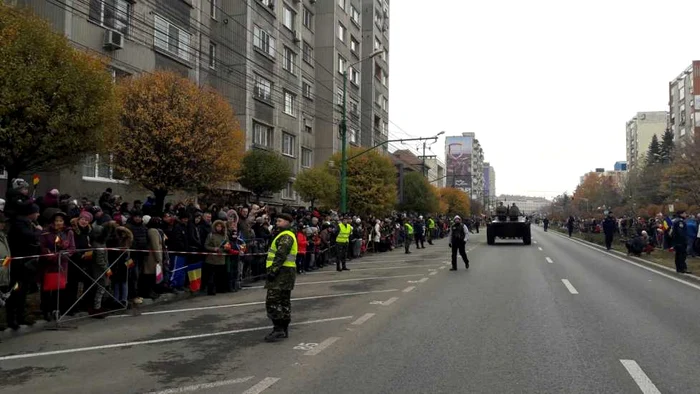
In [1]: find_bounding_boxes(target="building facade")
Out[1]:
[614,161,627,171]
[483,162,495,210]
[444,132,485,202]
[625,111,668,170]
[669,61,700,146]
[420,157,445,188]
[4,0,390,206]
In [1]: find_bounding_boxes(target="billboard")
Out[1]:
[445,136,473,193]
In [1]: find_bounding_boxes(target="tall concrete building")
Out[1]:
[625,111,668,170]
[445,132,485,202]
[669,61,700,145]
[483,162,496,210]
[420,157,446,188]
[4,0,389,206]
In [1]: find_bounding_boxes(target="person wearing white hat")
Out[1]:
[449,215,470,271]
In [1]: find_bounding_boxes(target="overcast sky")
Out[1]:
[388,0,700,199]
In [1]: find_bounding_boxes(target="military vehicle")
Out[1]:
[486,208,531,245]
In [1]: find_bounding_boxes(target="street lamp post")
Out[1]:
[340,49,383,214]
[421,131,445,177]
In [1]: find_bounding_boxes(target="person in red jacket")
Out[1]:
[296,228,307,274]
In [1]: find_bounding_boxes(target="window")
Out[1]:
[336,89,343,105]
[337,23,346,42]
[282,181,295,199]
[260,0,273,6]
[283,91,297,116]
[254,74,272,101]
[209,42,216,69]
[210,0,217,20]
[282,132,296,156]
[381,70,387,86]
[349,98,359,115]
[89,0,131,36]
[382,121,388,136]
[351,6,360,25]
[305,125,313,134]
[302,41,313,64]
[381,48,388,62]
[302,79,313,99]
[382,96,388,111]
[350,67,359,85]
[301,148,312,168]
[374,8,382,25]
[302,7,313,30]
[374,37,381,50]
[374,62,382,80]
[348,127,357,144]
[283,5,295,31]
[338,55,346,74]
[83,154,124,181]
[680,106,686,125]
[338,0,345,10]
[253,122,273,147]
[283,46,296,74]
[254,26,276,57]
[374,115,381,130]
[350,37,359,55]
[154,15,191,61]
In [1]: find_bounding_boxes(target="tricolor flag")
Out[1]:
[54,235,62,245]
[1,256,10,267]
[125,258,135,269]
[187,263,202,292]
[663,217,673,231]
[105,269,113,278]
[32,174,40,186]
[12,283,19,291]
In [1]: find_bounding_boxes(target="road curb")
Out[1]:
[546,229,700,284]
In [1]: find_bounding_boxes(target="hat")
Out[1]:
[79,211,94,223]
[50,211,68,221]
[91,206,102,214]
[419,215,423,220]
[49,189,59,196]
[454,215,461,221]
[142,215,152,226]
[26,204,40,215]
[177,210,189,219]
[217,211,228,220]
[12,178,29,190]
[131,209,143,218]
[355,218,361,224]
[277,213,294,223]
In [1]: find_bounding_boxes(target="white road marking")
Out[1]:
[242,377,281,394]
[538,247,543,251]
[109,289,398,318]
[293,343,318,351]
[402,286,416,293]
[620,360,661,394]
[305,264,438,274]
[533,241,538,244]
[0,316,354,361]
[546,257,554,264]
[370,297,399,306]
[418,277,429,283]
[429,271,438,276]
[351,313,376,325]
[561,279,579,294]
[244,274,425,289]
[439,266,446,270]
[145,376,255,394]
[428,269,437,272]
[304,337,340,355]
[553,231,700,291]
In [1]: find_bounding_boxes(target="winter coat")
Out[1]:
[0,231,10,287]
[104,223,133,283]
[144,228,165,275]
[8,217,40,258]
[39,224,76,275]
[126,220,148,251]
[204,221,228,266]
[198,221,212,249]
[296,231,307,254]
[188,222,203,252]
[602,217,616,236]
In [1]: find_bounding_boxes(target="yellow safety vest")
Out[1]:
[428,219,436,229]
[336,223,352,244]
[266,230,298,268]
[404,223,414,235]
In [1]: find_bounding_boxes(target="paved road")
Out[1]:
[1,228,700,393]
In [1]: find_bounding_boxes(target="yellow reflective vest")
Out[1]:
[428,218,436,229]
[266,230,298,268]
[336,223,352,244]
[404,223,414,235]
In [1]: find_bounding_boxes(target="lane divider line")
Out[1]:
[620,360,661,394]
[402,286,416,293]
[244,274,426,289]
[439,266,447,270]
[546,257,554,264]
[538,247,543,251]
[0,316,355,361]
[351,313,376,325]
[305,264,439,274]
[145,376,255,394]
[418,277,429,283]
[305,337,340,356]
[241,377,281,394]
[561,279,579,294]
[429,271,438,276]
[382,297,399,306]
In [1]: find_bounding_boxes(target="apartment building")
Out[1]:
[4,0,390,205]
[625,111,668,170]
[669,61,700,145]
[445,132,485,202]
[483,162,495,210]
[361,0,389,151]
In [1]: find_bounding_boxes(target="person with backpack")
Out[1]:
[449,215,470,271]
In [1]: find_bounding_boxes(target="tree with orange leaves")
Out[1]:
[108,71,244,212]
[439,187,471,218]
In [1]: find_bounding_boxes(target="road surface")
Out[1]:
[1,227,699,393]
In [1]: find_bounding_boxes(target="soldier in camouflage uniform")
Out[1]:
[264,213,298,342]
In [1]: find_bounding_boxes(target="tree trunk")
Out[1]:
[154,189,168,216]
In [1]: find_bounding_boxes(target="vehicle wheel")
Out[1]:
[523,231,531,245]
[487,232,495,245]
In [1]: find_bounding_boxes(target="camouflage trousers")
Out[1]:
[266,289,292,321]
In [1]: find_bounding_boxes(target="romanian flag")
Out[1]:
[55,235,61,245]
[1,256,10,267]
[32,174,40,186]
[187,263,202,292]
[125,258,135,269]
[663,217,673,231]
[105,269,113,278]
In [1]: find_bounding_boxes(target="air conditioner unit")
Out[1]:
[103,30,124,50]
[293,31,301,43]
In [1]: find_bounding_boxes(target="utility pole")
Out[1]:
[340,70,348,214]
[422,141,427,177]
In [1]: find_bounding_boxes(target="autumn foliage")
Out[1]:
[0,4,118,184]
[439,187,471,217]
[108,71,244,211]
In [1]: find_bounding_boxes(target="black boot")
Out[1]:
[282,319,290,338]
[264,320,287,342]
[342,263,349,271]
[336,261,342,272]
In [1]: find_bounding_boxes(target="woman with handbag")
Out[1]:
[39,211,75,321]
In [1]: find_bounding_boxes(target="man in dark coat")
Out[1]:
[602,212,617,250]
[672,211,691,274]
[449,215,470,271]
